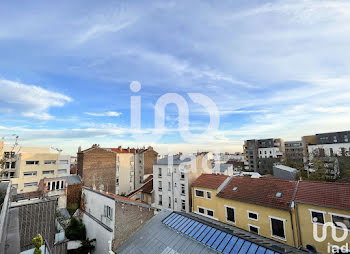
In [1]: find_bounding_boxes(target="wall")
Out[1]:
[143,148,158,175]
[82,188,115,254]
[296,203,350,254]
[16,153,59,193]
[78,148,117,194]
[117,153,134,195]
[192,186,296,247]
[67,183,82,206]
[112,201,155,250]
[308,143,350,160]
[58,155,71,177]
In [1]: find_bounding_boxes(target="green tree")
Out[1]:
[32,234,43,254]
[66,217,86,240]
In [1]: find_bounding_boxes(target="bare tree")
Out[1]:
[0,135,20,178]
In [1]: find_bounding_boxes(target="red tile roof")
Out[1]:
[295,180,350,210]
[217,176,297,210]
[192,174,229,189]
[100,190,149,206]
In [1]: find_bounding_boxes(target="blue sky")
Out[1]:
[1,0,350,155]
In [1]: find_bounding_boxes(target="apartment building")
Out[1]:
[81,186,155,253]
[192,175,298,247]
[294,181,350,253]
[192,174,350,253]
[284,141,304,167]
[126,175,153,205]
[243,138,285,173]
[153,153,212,213]
[77,145,157,195]
[0,142,71,194]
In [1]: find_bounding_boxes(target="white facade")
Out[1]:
[153,164,190,213]
[258,147,283,158]
[58,155,71,177]
[308,143,350,160]
[82,188,115,254]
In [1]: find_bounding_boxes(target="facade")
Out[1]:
[38,175,82,209]
[77,145,157,195]
[126,175,153,205]
[192,175,298,247]
[57,154,71,176]
[192,173,350,253]
[153,153,212,213]
[294,181,350,253]
[81,187,155,253]
[0,143,71,194]
[243,138,285,173]
[284,141,304,167]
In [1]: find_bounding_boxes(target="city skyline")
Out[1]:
[1,0,350,155]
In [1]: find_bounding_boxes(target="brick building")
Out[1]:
[77,145,157,195]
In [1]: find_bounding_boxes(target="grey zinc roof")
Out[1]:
[155,155,193,165]
[116,210,217,254]
[274,164,298,173]
[219,164,231,172]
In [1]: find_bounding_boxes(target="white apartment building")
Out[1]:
[308,143,350,160]
[153,153,212,213]
[258,147,284,158]
[58,155,71,176]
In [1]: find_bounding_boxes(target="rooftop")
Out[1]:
[192,174,229,189]
[117,210,302,254]
[217,177,297,210]
[295,180,350,210]
[273,164,299,173]
[155,155,193,165]
[43,175,82,185]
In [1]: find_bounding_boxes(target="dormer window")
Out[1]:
[233,187,238,191]
[276,192,282,198]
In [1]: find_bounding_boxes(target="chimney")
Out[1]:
[127,147,130,153]
[78,146,82,153]
[118,146,122,151]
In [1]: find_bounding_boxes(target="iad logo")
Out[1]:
[313,218,349,253]
[130,81,220,143]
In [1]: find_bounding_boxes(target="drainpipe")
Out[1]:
[289,203,296,248]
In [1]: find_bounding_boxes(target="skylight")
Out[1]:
[276,192,282,198]
[233,187,238,191]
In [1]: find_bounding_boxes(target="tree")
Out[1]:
[66,217,86,241]
[0,135,20,177]
[32,234,43,254]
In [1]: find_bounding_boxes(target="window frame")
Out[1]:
[309,209,326,225]
[206,191,212,200]
[269,216,287,241]
[24,182,38,187]
[23,171,37,177]
[329,212,350,231]
[225,205,236,224]
[194,189,205,198]
[247,210,259,221]
[26,161,39,165]
[104,205,113,220]
[198,206,205,214]
[206,208,214,217]
[43,170,55,175]
[248,224,260,234]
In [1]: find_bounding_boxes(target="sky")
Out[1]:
[1,0,350,155]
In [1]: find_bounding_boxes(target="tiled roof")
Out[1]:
[295,180,350,210]
[100,190,149,206]
[217,176,297,210]
[110,148,137,153]
[192,174,229,189]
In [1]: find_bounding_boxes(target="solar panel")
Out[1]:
[207,231,224,247]
[162,213,281,254]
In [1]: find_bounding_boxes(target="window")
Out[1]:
[59,160,69,164]
[180,172,185,180]
[195,189,204,198]
[181,200,185,211]
[226,206,235,223]
[181,184,185,195]
[167,168,171,176]
[158,181,162,191]
[310,210,325,224]
[206,191,212,199]
[249,225,259,234]
[26,161,39,165]
[198,207,205,214]
[23,171,37,176]
[116,178,119,186]
[44,160,56,165]
[270,217,286,240]
[330,148,334,156]
[248,211,258,221]
[158,168,162,178]
[104,205,113,220]
[168,197,171,208]
[207,209,214,217]
[159,195,162,205]
[58,169,67,174]
[24,182,38,187]
[331,213,350,230]
[4,152,15,158]
[168,182,171,191]
[43,170,54,175]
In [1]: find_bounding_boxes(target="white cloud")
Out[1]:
[0,79,72,120]
[84,111,122,117]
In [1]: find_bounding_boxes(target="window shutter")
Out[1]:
[104,205,107,217]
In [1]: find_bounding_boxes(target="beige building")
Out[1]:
[0,141,69,194]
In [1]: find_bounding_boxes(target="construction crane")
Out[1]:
[51,146,63,153]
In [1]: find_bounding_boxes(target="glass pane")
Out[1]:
[217,235,232,252]
[196,226,211,241]
[163,213,176,224]
[247,244,259,254]
[193,225,207,239]
[185,221,199,235]
[175,217,189,230]
[256,246,267,254]
[181,220,195,233]
[238,241,251,254]
[189,223,204,237]
[230,239,244,253]
[202,228,216,244]
[223,236,238,254]
[208,231,225,248]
